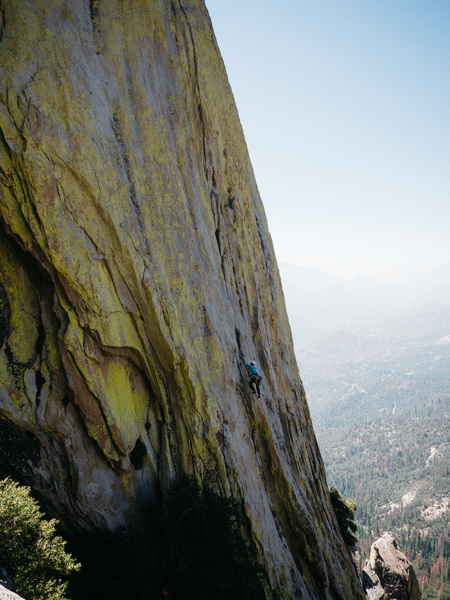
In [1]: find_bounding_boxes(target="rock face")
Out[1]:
[0,584,25,600]
[363,533,421,600]
[0,1,363,598]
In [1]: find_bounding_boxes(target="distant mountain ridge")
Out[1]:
[279,263,450,348]
[280,262,450,294]
[279,264,343,293]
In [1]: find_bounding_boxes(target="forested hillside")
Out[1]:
[280,264,450,600]
[315,399,449,600]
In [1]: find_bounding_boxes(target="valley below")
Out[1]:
[281,263,450,600]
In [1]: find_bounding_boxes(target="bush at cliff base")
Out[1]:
[0,478,80,600]
[162,474,265,600]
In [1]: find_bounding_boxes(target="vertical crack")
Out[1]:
[89,0,99,32]
[0,87,31,153]
[111,110,141,222]
[176,1,209,180]
[89,0,103,54]
[0,280,10,349]
[0,5,5,43]
[35,368,44,407]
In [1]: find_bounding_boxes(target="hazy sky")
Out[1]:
[205,0,450,281]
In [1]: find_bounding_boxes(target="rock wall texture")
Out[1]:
[0,1,363,598]
[363,533,421,600]
[0,584,25,600]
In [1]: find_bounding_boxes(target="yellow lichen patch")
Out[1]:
[93,311,145,357]
[95,356,148,452]
[0,232,40,366]
[62,318,150,459]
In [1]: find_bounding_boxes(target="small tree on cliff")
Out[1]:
[0,478,80,600]
[330,486,358,548]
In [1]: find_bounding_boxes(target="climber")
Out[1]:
[241,358,262,398]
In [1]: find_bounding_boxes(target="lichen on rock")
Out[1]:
[0,1,364,598]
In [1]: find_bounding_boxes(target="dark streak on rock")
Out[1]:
[0,281,10,348]
[89,0,99,31]
[111,111,141,222]
[0,5,6,43]
[89,0,104,55]
[130,438,147,470]
[169,0,178,16]
[35,368,45,407]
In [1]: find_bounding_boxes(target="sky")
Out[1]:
[205,0,450,281]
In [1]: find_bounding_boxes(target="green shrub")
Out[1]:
[161,474,265,600]
[0,478,80,600]
[330,486,358,548]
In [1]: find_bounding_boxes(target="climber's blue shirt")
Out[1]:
[242,361,259,376]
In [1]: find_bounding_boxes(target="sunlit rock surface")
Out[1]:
[0,1,364,598]
[0,584,25,600]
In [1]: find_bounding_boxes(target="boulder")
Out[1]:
[363,561,386,600]
[363,533,421,600]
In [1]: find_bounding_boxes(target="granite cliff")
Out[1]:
[0,1,364,598]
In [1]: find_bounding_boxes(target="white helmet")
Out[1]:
[250,361,256,366]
